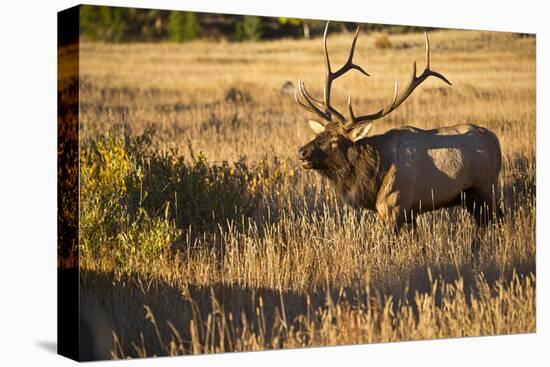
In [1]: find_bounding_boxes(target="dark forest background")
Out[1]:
[79,5,430,43]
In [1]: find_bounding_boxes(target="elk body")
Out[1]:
[295,23,503,241]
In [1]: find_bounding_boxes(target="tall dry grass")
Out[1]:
[73,28,535,359]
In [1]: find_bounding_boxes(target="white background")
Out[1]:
[0,0,547,365]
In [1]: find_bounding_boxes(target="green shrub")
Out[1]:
[79,128,259,270]
[80,5,128,42]
[235,16,263,41]
[114,215,181,272]
[167,11,199,42]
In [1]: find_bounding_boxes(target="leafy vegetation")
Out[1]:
[80,5,128,42]
[78,5,433,43]
[167,11,199,42]
[79,128,270,271]
[234,16,263,41]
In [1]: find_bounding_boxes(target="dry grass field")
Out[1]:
[68,28,535,359]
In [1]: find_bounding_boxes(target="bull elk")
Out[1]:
[295,22,503,249]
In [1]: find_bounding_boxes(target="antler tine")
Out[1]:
[383,32,452,112]
[294,88,315,115]
[299,79,327,113]
[323,84,347,123]
[295,21,382,128]
[323,21,332,74]
[322,21,333,114]
[425,32,430,69]
[422,32,451,85]
[333,26,370,79]
[299,79,325,108]
[295,78,331,123]
[322,21,370,125]
[293,22,346,125]
[383,77,399,114]
[345,32,451,131]
[294,86,311,111]
[347,93,355,121]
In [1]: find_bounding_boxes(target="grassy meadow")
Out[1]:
[70,28,535,359]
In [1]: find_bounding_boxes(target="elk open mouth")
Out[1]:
[301,160,314,169]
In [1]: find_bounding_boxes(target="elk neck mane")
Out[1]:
[319,136,386,210]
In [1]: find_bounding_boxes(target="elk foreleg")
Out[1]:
[375,165,416,236]
[376,203,408,236]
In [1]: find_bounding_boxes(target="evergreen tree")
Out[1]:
[235,16,263,41]
[167,11,199,42]
[80,5,128,42]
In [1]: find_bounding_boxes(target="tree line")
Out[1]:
[79,5,426,43]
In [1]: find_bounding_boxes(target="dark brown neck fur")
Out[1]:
[318,138,386,210]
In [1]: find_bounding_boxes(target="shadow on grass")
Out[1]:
[79,258,535,360]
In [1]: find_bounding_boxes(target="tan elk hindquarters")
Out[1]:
[372,124,502,231]
[295,22,503,243]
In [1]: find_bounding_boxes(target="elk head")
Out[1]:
[295,22,451,170]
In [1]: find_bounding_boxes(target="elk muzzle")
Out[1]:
[297,143,320,169]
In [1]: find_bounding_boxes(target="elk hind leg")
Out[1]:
[473,182,504,224]
[462,189,485,255]
[463,184,502,255]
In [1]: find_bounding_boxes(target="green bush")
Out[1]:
[80,5,128,42]
[77,6,422,43]
[167,11,199,42]
[235,16,263,41]
[79,128,259,270]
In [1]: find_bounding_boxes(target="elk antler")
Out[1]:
[295,23,452,133]
[295,21,370,126]
[344,32,452,131]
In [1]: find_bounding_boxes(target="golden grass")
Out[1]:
[75,28,535,359]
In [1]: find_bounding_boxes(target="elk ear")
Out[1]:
[308,120,326,134]
[349,124,373,142]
